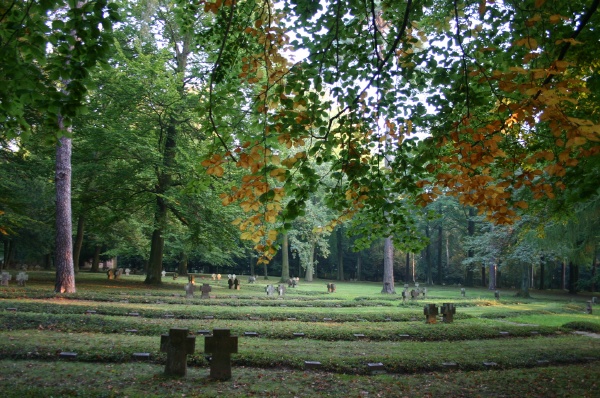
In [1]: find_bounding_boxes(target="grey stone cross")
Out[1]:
[160,328,196,376]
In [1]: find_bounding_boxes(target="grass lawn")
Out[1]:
[0,271,598,397]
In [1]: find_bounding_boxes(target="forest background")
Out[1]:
[0,0,599,295]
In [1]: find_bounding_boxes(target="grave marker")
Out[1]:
[494,290,500,300]
[204,329,238,381]
[132,352,150,361]
[160,328,196,376]
[278,284,286,297]
[367,362,386,375]
[200,284,212,299]
[106,269,114,280]
[184,283,195,299]
[265,284,275,297]
[304,361,322,369]
[16,272,28,286]
[423,303,438,324]
[441,303,456,323]
[59,352,77,359]
[586,301,593,314]
[461,288,466,297]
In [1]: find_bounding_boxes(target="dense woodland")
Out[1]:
[1,0,599,294]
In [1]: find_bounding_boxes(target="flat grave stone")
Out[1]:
[132,352,150,361]
[286,318,297,321]
[499,331,510,337]
[196,330,211,336]
[160,328,196,377]
[85,310,96,315]
[442,362,458,369]
[293,332,305,338]
[536,360,550,366]
[120,300,129,303]
[243,332,259,337]
[248,317,260,320]
[128,312,140,317]
[59,352,77,359]
[367,362,386,375]
[6,308,17,312]
[125,329,138,333]
[323,317,332,321]
[204,315,215,320]
[304,361,322,369]
[163,314,175,318]
[353,333,366,339]
[399,334,410,339]
[530,331,539,335]
[483,362,497,368]
[384,317,392,322]
[205,329,238,381]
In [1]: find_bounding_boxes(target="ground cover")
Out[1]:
[0,271,598,397]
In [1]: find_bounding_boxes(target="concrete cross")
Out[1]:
[204,329,238,380]
[441,302,456,323]
[160,328,196,376]
[423,304,439,324]
[200,283,212,299]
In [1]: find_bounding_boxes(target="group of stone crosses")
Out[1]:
[161,328,237,381]
[1,271,28,286]
[401,283,427,302]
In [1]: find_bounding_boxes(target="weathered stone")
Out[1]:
[160,328,196,377]
[204,329,238,381]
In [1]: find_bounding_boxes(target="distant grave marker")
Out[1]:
[265,284,275,297]
[278,284,286,297]
[461,288,466,297]
[59,352,77,359]
[16,272,28,286]
[204,329,238,381]
[304,361,322,369]
[185,283,195,299]
[367,362,386,375]
[423,304,438,324]
[200,284,212,299]
[441,303,456,323]
[160,328,196,377]
[586,301,593,314]
[132,352,150,361]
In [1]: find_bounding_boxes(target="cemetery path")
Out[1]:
[572,331,600,339]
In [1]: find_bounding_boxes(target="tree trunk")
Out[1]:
[539,255,545,290]
[436,224,443,285]
[249,252,255,277]
[305,241,315,281]
[425,224,432,285]
[515,262,530,297]
[356,253,362,281]
[55,135,76,293]
[263,260,268,280]
[592,253,597,293]
[465,208,476,287]
[336,228,344,281]
[91,245,101,272]
[177,253,188,275]
[280,233,290,282]
[561,260,566,290]
[568,261,579,294]
[405,252,410,282]
[43,253,53,270]
[146,229,164,284]
[496,270,501,288]
[488,262,496,290]
[381,236,395,294]
[73,214,85,274]
[3,240,15,270]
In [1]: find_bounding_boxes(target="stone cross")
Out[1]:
[265,284,275,296]
[494,290,500,300]
[200,283,212,299]
[278,284,286,297]
[1,272,11,286]
[160,328,196,376]
[188,275,195,285]
[211,273,216,280]
[115,268,123,279]
[16,272,28,286]
[124,268,131,276]
[422,287,427,298]
[441,303,456,323]
[586,301,593,314]
[185,283,195,299]
[327,283,336,293]
[161,270,167,277]
[204,329,238,380]
[106,269,114,280]
[461,288,466,297]
[410,289,418,300]
[401,289,407,303]
[423,304,439,324]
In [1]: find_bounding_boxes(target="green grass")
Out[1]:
[0,271,599,396]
